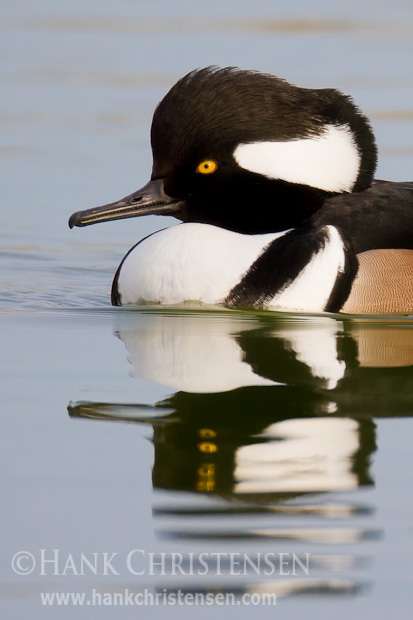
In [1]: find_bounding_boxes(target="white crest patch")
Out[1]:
[233,124,360,192]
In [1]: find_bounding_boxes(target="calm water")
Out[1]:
[1,0,413,618]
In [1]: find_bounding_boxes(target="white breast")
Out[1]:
[116,223,286,305]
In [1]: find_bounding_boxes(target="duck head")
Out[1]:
[69,67,377,234]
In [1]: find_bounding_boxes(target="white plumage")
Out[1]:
[233,124,361,193]
[116,222,346,312]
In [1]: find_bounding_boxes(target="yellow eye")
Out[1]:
[196,160,217,175]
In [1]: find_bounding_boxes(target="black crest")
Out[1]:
[151,66,377,192]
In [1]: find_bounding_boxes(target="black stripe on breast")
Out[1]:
[324,238,359,313]
[225,224,357,312]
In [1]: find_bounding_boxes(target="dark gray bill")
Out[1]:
[68,179,182,228]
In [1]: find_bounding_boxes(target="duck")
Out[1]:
[69,67,413,314]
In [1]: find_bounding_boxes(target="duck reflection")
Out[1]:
[68,310,412,599]
[69,312,413,497]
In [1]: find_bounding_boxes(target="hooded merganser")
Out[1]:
[69,67,413,314]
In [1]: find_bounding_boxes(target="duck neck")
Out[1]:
[180,181,334,234]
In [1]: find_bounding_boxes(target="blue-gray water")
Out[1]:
[1,0,413,618]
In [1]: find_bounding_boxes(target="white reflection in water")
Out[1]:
[118,314,345,393]
[234,418,359,493]
[284,324,346,389]
[120,315,276,392]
